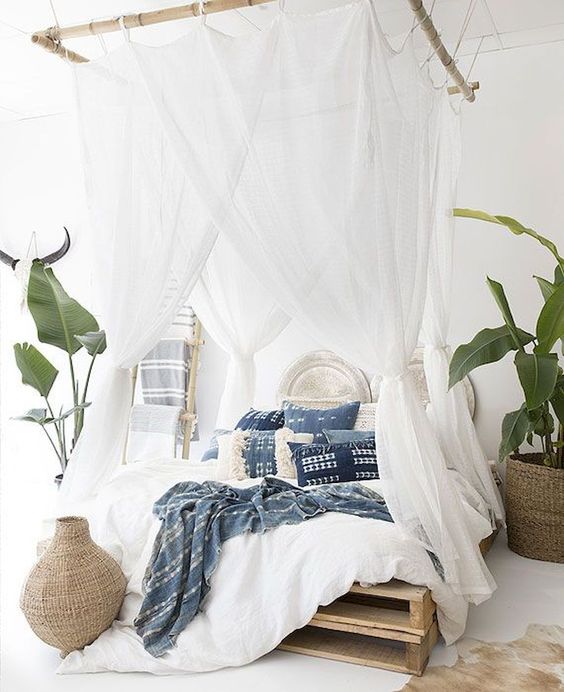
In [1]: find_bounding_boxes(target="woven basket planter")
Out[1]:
[506,455,564,563]
[20,516,126,657]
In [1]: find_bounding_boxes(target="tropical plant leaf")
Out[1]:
[555,265,564,285]
[498,404,530,462]
[551,385,564,427]
[14,343,58,397]
[454,209,564,266]
[535,282,564,354]
[74,330,107,356]
[486,277,523,349]
[27,260,99,355]
[515,351,559,410]
[449,326,535,389]
[48,402,91,424]
[12,408,52,424]
[534,276,556,302]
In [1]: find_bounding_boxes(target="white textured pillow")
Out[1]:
[216,433,239,480]
[274,428,313,478]
[353,403,378,431]
[215,428,313,480]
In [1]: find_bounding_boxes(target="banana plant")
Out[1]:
[12,260,106,473]
[450,210,564,469]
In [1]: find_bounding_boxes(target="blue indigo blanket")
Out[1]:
[135,477,392,657]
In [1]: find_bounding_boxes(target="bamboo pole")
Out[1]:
[30,0,479,100]
[32,0,272,44]
[407,0,477,101]
[448,80,479,96]
[121,365,139,465]
[31,33,89,64]
[182,318,204,460]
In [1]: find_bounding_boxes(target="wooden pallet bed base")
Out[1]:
[278,528,499,676]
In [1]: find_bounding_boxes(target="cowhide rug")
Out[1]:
[401,624,564,691]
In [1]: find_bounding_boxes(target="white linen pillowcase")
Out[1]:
[216,428,313,481]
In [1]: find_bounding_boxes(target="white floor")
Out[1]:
[1,473,563,692]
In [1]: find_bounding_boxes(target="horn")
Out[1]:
[39,227,71,265]
[0,248,18,269]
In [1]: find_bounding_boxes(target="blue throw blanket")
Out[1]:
[135,477,392,657]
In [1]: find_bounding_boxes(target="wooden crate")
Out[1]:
[278,529,499,676]
[278,580,438,676]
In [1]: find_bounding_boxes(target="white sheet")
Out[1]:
[58,459,493,675]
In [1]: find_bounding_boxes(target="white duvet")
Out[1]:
[58,459,493,675]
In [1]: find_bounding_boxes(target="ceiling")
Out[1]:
[2,0,564,123]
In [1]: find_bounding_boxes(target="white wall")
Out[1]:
[2,39,563,476]
[0,114,95,485]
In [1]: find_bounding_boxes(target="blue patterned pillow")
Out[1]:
[235,408,285,431]
[283,401,360,443]
[290,440,379,487]
[242,430,278,477]
[200,428,230,462]
[323,429,375,444]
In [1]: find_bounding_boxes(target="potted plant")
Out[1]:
[449,209,563,563]
[13,260,106,484]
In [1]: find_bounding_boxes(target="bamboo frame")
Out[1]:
[30,0,478,99]
[181,318,203,460]
[407,0,477,101]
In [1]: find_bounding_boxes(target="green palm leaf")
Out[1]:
[515,351,559,410]
[536,283,564,354]
[499,404,530,461]
[14,343,58,397]
[454,209,564,267]
[27,261,99,355]
[449,325,534,389]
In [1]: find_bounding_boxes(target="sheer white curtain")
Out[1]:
[69,0,497,601]
[122,0,494,600]
[422,99,504,523]
[61,49,217,502]
[190,235,289,428]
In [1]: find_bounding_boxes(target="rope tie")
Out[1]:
[453,0,478,60]
[118,16,130,42]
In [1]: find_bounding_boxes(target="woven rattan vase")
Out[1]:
[20,516,127,657]
[506,455,564,563]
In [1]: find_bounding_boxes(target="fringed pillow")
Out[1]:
[235,408,285,431]
[216,428,313,480]
[290,440,379,487]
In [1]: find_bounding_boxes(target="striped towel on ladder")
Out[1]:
[140,338,188,408]
[139,337,199,442]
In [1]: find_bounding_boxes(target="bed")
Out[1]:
[56,350,494,675]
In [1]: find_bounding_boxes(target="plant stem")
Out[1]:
[61,417,67,470]
[39,424,63,470]
[76,353,97,440]
[44,396,64,462]
[68,353,79,449]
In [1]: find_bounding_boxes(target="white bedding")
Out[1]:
[58,459,493,675]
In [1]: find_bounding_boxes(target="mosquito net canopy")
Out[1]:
[64,0,502,603]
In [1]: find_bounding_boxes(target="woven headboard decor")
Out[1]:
[276,348,475,418]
